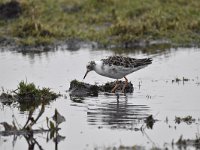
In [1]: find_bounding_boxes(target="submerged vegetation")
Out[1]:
[175,116,196,124]
[0,81,65,148]
[1,0,200,48]
[175,135,200,149]
[0,103,66,149]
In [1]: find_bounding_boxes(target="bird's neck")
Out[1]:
[93,61,104,73]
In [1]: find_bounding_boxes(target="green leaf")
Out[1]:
[50,121,55,130]
[50,130,55,139]
[52,109,66,125]
[46,117,49,128]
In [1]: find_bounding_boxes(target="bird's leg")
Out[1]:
[121,77,128,93]
[111,80,119,93]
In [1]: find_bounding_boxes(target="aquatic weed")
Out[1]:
[17,81,59,101]
[0,80,60,111]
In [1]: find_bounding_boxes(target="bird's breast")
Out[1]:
[94,62,130,79]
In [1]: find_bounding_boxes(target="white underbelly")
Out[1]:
[95,65,132,79]
[100,72,124,79]
[93,60,148,80]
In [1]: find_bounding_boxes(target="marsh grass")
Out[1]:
[16,81,60,111]
[1,0,200,47]
[0,80,60,111]
[17,81,59,101]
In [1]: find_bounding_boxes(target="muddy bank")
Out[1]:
[0,36,56,52]
[0,37,16,47]
[1,35,196,54]
[0,36,174,53]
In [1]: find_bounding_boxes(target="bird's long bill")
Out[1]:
[83,70,89,79]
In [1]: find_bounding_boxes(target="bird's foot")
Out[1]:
[120,77,128,94]
[111,85,119,93]
[111,80,119,93]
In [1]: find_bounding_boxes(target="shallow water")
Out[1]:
[0,47,200,149]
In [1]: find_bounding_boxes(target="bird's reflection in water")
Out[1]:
[87,95,150,129]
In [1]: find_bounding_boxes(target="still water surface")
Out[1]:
[0,47,200,149]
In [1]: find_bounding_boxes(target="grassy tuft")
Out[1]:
[17,81,59,101]
[0,80,60,111]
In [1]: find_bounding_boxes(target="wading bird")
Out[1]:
[83,56,152,93]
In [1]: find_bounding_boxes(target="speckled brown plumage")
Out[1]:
[101,56,152,68]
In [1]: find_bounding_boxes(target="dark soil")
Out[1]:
[69,79,134,99]
[0,1,22,19]
[69,80,99,98]
[98,81,134,93]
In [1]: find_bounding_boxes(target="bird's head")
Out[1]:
[83,61,95,79]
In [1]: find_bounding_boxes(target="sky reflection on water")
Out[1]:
[0,47,200,149]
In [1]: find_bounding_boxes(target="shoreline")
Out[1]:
[1,36,199,53]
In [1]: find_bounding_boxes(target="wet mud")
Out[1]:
[0,35,173,54]
[69,79,133,99]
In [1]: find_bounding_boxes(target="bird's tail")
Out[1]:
[134,58,152,67]
[143,58,153,65]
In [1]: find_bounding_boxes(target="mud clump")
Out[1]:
[69,79,134,100]
[0,1,22,19]
[69,80,98,98]
[175,116,195,125]
[98,81,133,93]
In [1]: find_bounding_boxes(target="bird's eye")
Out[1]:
[87,65,90,69]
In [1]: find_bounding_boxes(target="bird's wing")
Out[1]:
[102,56,152,68]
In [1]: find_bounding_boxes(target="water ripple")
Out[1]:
[87,98,150,129]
